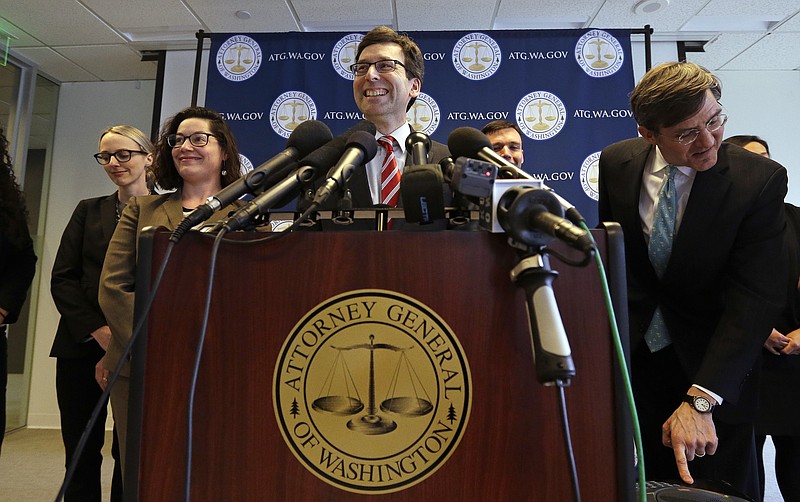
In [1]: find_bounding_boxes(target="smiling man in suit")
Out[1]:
[346,26,449,209]
[598,62,787,501]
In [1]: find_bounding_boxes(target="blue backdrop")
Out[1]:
[205,29,637,225]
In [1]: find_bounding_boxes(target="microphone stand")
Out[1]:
[508,244,581,502]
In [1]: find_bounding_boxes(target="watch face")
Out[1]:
[693,396,712,412]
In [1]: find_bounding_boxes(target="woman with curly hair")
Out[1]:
[0,127,37,455]
[99,107,243,473]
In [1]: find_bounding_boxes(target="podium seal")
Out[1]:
[274,289,472,494]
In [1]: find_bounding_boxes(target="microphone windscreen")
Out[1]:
[447,126,493,159]
[346,130,379,163]
[285,120,334,157]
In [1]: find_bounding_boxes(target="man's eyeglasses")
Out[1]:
[349,59,410,77]
[93,150,147,165]
[671,113,728,145]
[167,132,217,148]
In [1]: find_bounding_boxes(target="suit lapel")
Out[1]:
[160,191,185,228]
[618,140,652,256]
[100,193,118,241]
[670,158,731,271]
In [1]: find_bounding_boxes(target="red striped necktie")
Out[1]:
[378,136,401,207]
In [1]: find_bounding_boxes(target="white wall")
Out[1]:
[27,80,156,428]
[715,71,800,204]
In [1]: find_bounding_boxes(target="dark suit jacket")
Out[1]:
[99,190,242,377]
[598,139,787,414]
[757,203,800,434]
[0,224,36,325]
[344,138,450,209]
[50,194,117,359]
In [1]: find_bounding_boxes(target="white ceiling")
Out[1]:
[0,0,799,83]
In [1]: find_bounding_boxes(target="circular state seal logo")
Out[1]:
[452,32,502,80]
[580,151,601,201]
[270,91,318,139]
[406,92,440,136]
[516,91,567,141]
[331,33,364,80]
[574,30,624,78]
[273,290,472,494]
[238,154,254,175]
[216,35,262,82]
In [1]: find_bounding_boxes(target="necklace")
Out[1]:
[114,194,122,222]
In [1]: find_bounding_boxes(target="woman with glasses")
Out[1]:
[50,125,153,501]
[98,107,242,473]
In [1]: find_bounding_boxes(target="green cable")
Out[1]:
[580,222,647,502]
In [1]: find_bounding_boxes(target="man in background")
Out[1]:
[482,119,525,168]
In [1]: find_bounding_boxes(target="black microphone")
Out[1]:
[312,131,379,206]
[406,131,431,166]
[448,127,585,224]
[219,121,377,232]
[496,186,594,254]
[400,131,445,224]
[169,120,333,242]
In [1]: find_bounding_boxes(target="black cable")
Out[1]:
[555,381,582,502]
[54,241,176,502]
[184,227,227,502]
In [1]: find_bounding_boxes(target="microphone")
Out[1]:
[220,121,377,232]
[510,253,576,385]
[169,120,333,242]
[496,186,594,254]
[312,130,379,206]
[448,127,585,224]
[406,131,431,166]
[400,131,445,224]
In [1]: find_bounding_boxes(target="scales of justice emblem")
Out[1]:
[312,333,433,435]
[274,290,471,494]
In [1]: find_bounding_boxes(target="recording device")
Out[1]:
[496,186,594,254]
[400,131,445,224]
[449,157,497,199]
[447,126,586,225]
[312,130,379,207]
[640,480,752,502]
[169,120,333,243]
[220,121,377,232]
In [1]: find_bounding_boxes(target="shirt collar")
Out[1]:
[653,146,693,178]
[378,124,411,156]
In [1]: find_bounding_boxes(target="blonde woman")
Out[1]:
[50,125,153,501]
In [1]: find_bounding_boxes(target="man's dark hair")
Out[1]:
[630,62,722,132]
[481,120,522,137]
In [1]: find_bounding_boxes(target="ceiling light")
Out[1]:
[235,10,252,20]
[633,0,669,15]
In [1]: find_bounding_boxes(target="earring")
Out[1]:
[221,170,227,176]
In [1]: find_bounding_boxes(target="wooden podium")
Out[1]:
[125,226,633,501]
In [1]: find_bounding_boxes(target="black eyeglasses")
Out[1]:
[93,150,147,165]
[167,132,217,148]
[349,59,410,77]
